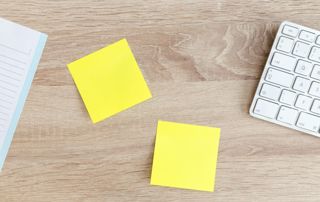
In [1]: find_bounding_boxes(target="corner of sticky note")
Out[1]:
[150,120,220,192]
[67,38,152,123]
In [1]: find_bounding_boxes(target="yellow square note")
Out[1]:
[67,39,152,123]
[151,120,220,192]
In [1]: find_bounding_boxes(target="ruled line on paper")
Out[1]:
[0,111,9,117]
[0,120,6,126]
[0,18,47,169]
[0,54,26,65]
[0,104,10,111]
[0,85,16,94]
[0,91,14,99]
[0,124,5,132]
[0,59,24,70]
[0,65,23,76]
[0,98,12,105]
[0,72,21,82]
[0,78,19,88]
[0,43,30,55]
[0,124,5,129]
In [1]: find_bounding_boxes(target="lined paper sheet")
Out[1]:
[0,18,47,170]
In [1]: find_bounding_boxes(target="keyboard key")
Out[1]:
[309,46,320,63]
[279,90,296,105]
[311,65,320,80]
[311,99,320,114]
[277,106,298,125]
[271,52,296,71]
[316,36,320,45]
[265,68,294,87]
[295,94,312,110]
[293,41,311,58]
[282,25,299,37]
[259,83,281,100]
[250,21,320,137]
[296,112,320,132]
[294,60,312,76]
[276,36,294,53]
[253,99,279,119]
[293,77,310,92]
[309,82,320,97]
[299,30,316,42]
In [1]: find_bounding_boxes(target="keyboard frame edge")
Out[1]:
[249,21,320,138]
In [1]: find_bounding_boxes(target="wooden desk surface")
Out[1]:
[1,1,320,201]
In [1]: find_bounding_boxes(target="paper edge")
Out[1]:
[0,33,47,171]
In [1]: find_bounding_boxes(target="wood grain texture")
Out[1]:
[1,0,320,201]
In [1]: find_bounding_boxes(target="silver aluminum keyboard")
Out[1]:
[250,21,320,137]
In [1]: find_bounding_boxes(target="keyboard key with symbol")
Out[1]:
[279,90,296,105]
[271,52,296,71]
[276,36,294,53]
[293,77,310,92]
[253,99,279,119]
[311,65,320,80]
[265,68,294,87]
[295,60,312,75]
[311,99,320,114]
[293,41,311,58]
[296,112,320,132]
[259,83,281,100]
[299,30,316,42]
[295,94,312,110]
[282,25,299,37]
[277,106,298,125]
[250,21,320,137]
[309,46,320,63]
[309,82,320,97]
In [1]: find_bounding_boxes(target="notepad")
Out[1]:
[0,18,47,170]
[150,120,220,192]
[68,39,152,123]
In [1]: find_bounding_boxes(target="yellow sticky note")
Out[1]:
[67,39,152,123]
[151,120,220,192]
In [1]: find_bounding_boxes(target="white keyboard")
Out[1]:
[250,21,320,137]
